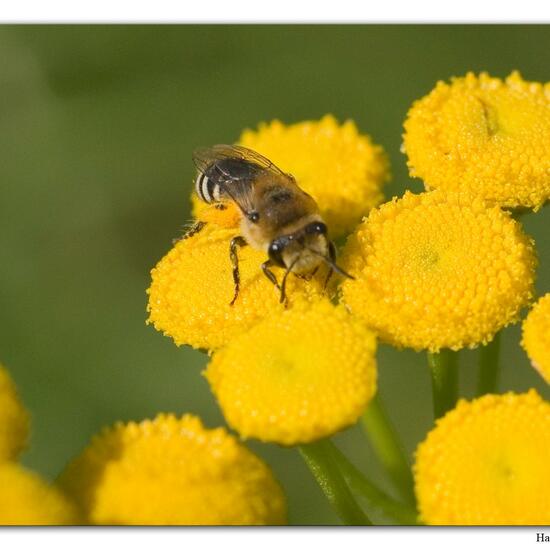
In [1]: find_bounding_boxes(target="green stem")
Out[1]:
[427,349,459,419]
[328,442,420,525]
[477,332,501,396]
[299,439,372,525]
[361,394,415,505]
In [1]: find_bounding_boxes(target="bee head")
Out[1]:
[268,221,329,274]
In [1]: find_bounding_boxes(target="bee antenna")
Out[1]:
[307,248,355,280]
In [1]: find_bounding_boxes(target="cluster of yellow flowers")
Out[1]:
[59,414,286,525]
[0,363,286,525]
[148,117,386,446]
[145,71,550,525]
[0,364,77,525]
[4,70,548,526]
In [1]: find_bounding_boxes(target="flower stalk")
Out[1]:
[361,394,415,505]
[427,349,459,419]
[299,439,372,525]
[477,332,501,396]
[328,442,419,525]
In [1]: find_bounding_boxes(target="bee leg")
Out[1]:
[296,266,318,281]
[279,268,293,306]
[229,236,248,306]
[261,260,280,291]
[323,241,337,290]
[173,220,207,244]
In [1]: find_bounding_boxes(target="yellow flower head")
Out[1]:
[0,462,78,525]
[0,364,30,460]
[238,114,390,236]
[340,191,536,351]
[522,293,550,383]
[147,223,327,350]
[58,414,287,525]
[403,71,550,209]
[205,298,377,445]
[414,390,550,525]
[190,198,242,229]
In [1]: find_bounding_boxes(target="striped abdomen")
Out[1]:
[195,171,221,204]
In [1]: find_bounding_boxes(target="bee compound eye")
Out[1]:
[247,211,260,223]
[306,222,327,235]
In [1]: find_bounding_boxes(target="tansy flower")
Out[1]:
[521,293,550,383]
[205,299,377,445]
[0,462,78,525]
[58,413,286,525]
[190,198,242,230]
[147,223,326,350]
[238,115,390,237]
[403,71,550,209]
[414,390,550,525]
[0,364,29,460]
[340,191,536,352]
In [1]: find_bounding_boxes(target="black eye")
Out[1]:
[305,222,327,235]
[247,211,260,223]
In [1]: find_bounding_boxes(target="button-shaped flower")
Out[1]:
[414,390,550,525]
[0,364,29,461]
[205,298,377,445]
[0,463,78,525]
[522,293,550,383]
[58,414,287,525]
[147,224,327,350]
[403,71,550,209]
[340,191,536,351]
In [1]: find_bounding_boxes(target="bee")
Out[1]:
[189,144,352,305]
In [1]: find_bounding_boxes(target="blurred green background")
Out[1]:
[1,25,549,525]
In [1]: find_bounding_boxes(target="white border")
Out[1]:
[0,0,550,23]
[0,527,545,550]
